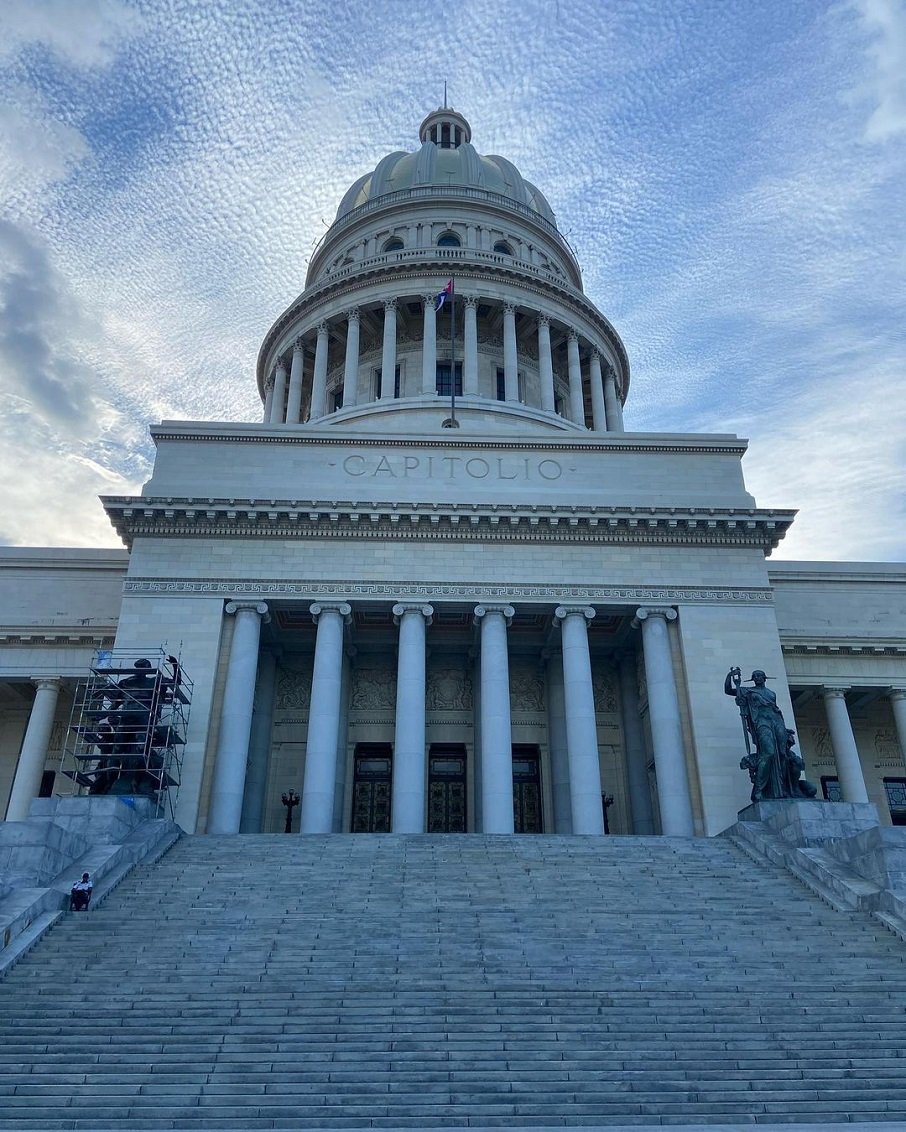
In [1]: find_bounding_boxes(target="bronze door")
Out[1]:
[351,744,392,832]
[427,745,467,833]
[512,745,543,833]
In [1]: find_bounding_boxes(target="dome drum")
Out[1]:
[260,283,626,435]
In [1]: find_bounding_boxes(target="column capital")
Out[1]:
[393,602,434,626]
[590,348,601,363]
[345,307,360,323]
[264,375,274,392]
[463,295,478,310]
[567,328,580,344]
[422,293,436,309]
[554,605,596,624]
[503,300,516,316]
[310,600,352,625]
[31,676,62,691]
[633,606,677,627]
[225,600,269,620]
[537,312,550,329]
[383,297,397,313]
[822,685,851,699]
[603,359,616,379]
[316,321,329,336]
[474,603,515,627]
[887,687,906,703]
[292,336,305,353]
[275,358,286,374]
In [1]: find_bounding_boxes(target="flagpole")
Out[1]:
[450,276,456,425]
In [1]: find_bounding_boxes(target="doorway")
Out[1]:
[351,744,392,832]
[427,744,467,832]
[512,744,543,833]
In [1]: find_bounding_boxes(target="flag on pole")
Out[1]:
[435,279,453,312]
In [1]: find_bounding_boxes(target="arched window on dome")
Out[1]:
[437,231,461,248]
[382,237,404,253]
[493,241,514,256]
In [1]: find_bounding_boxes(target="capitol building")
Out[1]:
[2,106,905,839]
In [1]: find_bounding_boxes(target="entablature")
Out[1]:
[102,494,795,554]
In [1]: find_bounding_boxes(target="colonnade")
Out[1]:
[204,602,705,837]
[263,296,625,432]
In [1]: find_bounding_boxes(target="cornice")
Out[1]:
[101,495,795,554]
[122,578,776,606]
[256,258,629,399]
[148,422,749,456]
[781,638,906,657]
[0,628,117,647]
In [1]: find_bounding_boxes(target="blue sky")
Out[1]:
[0,0,903,559]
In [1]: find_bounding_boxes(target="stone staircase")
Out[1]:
[2,833,906,1128]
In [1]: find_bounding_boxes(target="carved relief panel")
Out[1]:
[427,666,473,711]
[350,666,397,711]
[509,664,545,714]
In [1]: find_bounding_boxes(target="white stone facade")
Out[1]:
[2,109,905,837]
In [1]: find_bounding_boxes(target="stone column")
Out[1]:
[380,299,397,399]
[285,339,305,424]
[554,606,605,835]
[262,375,274,423]
[544,649,572,833]
[342,309,360,409]
[567,331,585,426]
[634,607,695,836]
[391,602,434,832]
[239,648,277,833]
[603,362,625,433]
[310,323,329,420]
[503,302,519,401]
[463,297,479,395]
[5,677,61,821]
[589,351,607,433]
[618,652,655,835]
[474,604,515,833]
[889,689,906,766]
[421,295,437,394]
[537,315,555,412]
[300,602,352,833]
[822,687,869,803]
[268,360,287,424]
[208,601,269,834]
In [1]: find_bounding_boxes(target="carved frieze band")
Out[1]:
[122,578,775,604]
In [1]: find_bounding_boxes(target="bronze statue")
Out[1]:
[725,667,817,802]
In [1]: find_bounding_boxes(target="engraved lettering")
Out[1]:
[343,455,366,476]
[442,456,461,478]
[373,455,396,476]
[403,456,419,476]
[497,458,517,480]
[466,458,490,479]
[538,459,562,480]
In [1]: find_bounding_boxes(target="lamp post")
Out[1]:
[281,789,300,833]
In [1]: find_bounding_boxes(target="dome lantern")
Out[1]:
[418,107,472,149]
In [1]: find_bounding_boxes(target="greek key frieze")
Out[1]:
[122,577,774,605]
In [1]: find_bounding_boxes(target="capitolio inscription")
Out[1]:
[336,452,564,481]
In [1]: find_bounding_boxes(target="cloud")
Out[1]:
[850,0,906,141]
[0,0,141,68]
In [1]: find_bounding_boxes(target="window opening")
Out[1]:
[493,241,514,255]
[436,362,462,397]
[437,232,461,248]
[373,365,401,400]
[382,237,404,253]
[884,778,906,826]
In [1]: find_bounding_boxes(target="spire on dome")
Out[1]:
[418,106,472,150]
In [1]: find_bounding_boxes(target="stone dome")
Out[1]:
[335,107,557,227]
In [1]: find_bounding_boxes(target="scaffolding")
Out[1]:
[60,647,192,820]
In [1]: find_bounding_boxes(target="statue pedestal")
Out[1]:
[737,798,880,849]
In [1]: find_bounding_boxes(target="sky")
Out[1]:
[0,0,903,560]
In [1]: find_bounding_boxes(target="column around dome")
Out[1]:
[310,323,329,420]
[269,359,287,424]
[463,297,479,395]
[343,309,360,409]
[589,351,606,433]
[567,331,584,427]
[381,299,397,400]
[537,314,555,413]
[286,338,305,424]
[503,302,518,402]
[421,295,437,395]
